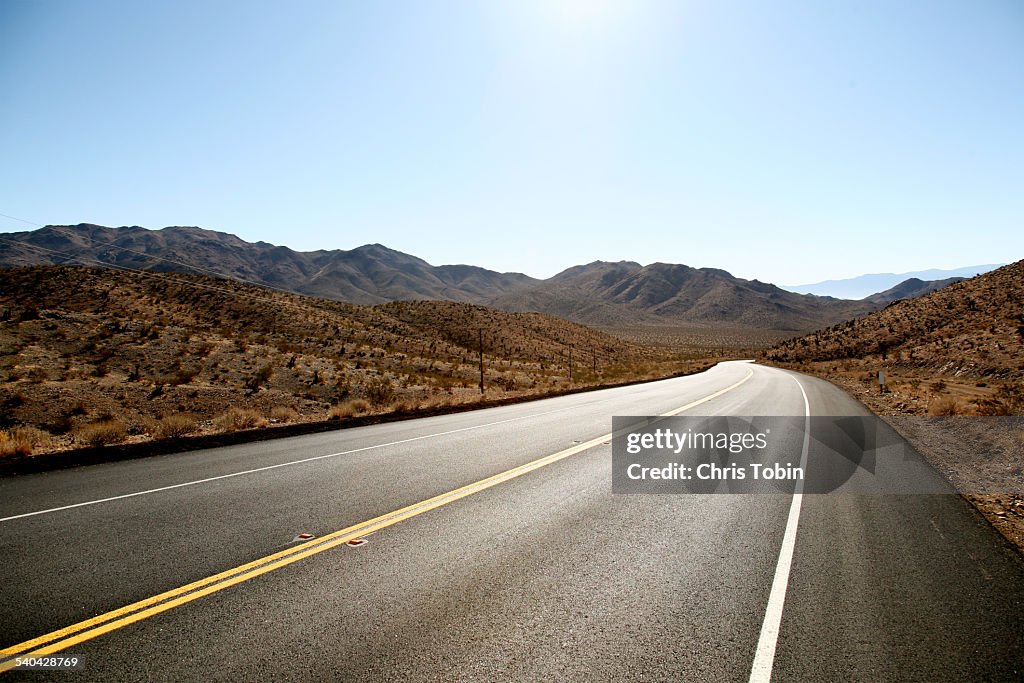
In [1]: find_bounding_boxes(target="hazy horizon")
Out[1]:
[1,1,1021,283]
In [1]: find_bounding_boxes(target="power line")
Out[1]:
[0,212,41,227]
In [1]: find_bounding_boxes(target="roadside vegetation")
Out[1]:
[0,266,716,457]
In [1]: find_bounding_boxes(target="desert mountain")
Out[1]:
[0,224,963,332]
[488,260,873,330]
[861,277,965,308]
[0,224,539,305]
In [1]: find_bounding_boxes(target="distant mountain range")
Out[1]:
[0,224,973,332]
[785,265,1001,300]
[0,224,536,305]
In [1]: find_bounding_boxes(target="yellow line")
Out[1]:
[0,368,753,672]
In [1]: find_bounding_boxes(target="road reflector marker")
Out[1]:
[297,533,314,540]
[346,539,367,547]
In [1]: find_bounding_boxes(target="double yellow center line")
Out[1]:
[0,369,753,672]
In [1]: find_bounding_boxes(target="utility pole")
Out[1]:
[568,347,573,383]
[478,328,484,394]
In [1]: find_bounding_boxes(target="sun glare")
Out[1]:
[523,0,632,35]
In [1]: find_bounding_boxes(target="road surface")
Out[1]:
[1,361,1022,681]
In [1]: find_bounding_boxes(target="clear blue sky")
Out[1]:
[1,0,1021,284]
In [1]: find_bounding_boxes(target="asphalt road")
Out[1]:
[1,361,1022,681]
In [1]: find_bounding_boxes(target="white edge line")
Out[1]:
[0,405,581,523]
[1,366,749,523]
[748,371,811,683]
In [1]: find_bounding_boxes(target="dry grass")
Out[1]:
[74,418,128,447]
[419,394,455,410]
[213,407,267,432]
[328,399,371,420]
[975,383,1024,416]
[760,261,1024,556]
[0,429,31,457]
[389,398,420,413]
[153,413,198,439]
[270,405,299,423]
[0,426,51,457]
[362,377,396,406]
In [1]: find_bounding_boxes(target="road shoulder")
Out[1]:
[765,362,1024,556]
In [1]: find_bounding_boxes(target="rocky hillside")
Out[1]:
[765,260,1024,415]
[0,266,698,456]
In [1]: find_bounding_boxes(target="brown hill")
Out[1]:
[765,259,1024,415]
[0,266,699,456]
[3,224,891,332]
[490,260,874,330]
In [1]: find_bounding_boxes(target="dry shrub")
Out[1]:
[975,394,1011,416]
[246,363,275,391]
[363,377,395,406]
[390,399,418,413]
[0,426,51,457]
[214,407,267,432]
[25,367,48,383]
[75,418,128,446]
[0,432,27,457]
[421,394,453,410]
[154,367,200,386]
[975,382,1024,416]
[329,399,370,420]
[175,366,201,384]
[270,406,299,423]
[154,413,197,439]
[928,396,965,416]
